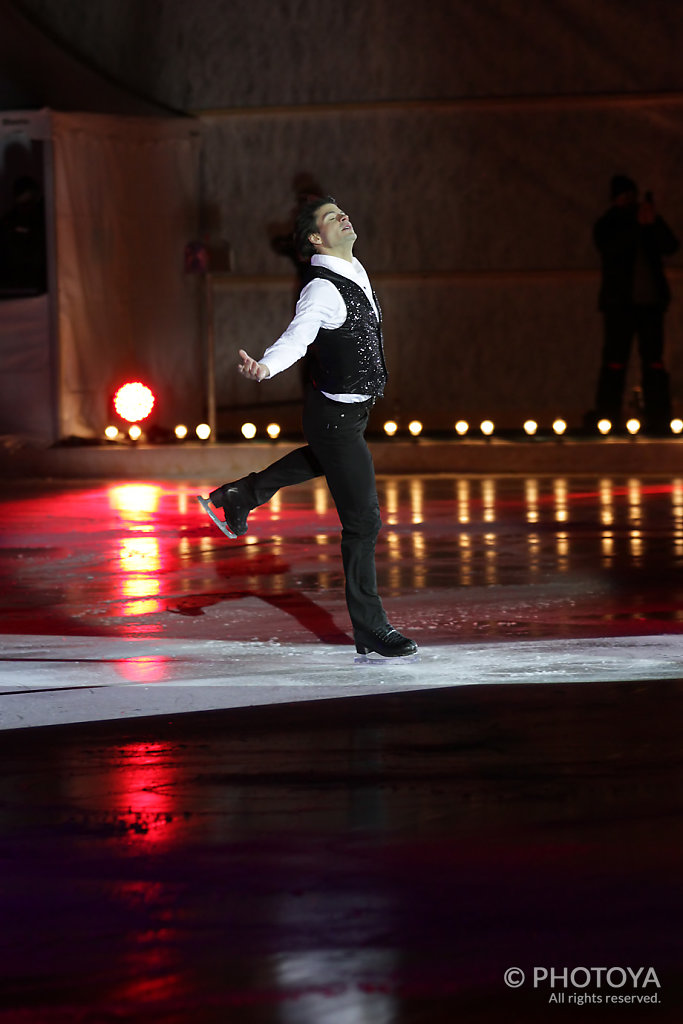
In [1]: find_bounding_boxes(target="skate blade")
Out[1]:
[354,652,421,665]
[197,495,237,538]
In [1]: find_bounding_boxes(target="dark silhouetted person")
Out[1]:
[0,176,47,296]
[198,196,417,659]
[593,174,679,434]
[269,175,326,390]
[269,175,325,290]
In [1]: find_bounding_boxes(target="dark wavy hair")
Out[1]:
[294,195,336,262]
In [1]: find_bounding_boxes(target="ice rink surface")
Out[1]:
[1,473,682,1021]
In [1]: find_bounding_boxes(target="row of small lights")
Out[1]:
[238,416,683,438]
[104,422,215,442]
[596,417,683,436]
[105,417,683,443]
[385,417,683,437]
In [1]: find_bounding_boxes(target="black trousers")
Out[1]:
[240,387,388,634]
[595,305,671,429]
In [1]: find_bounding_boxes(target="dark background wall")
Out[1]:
[6,0,683,431]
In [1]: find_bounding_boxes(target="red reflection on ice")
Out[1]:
[108,485,165,620]
[114,965,186,1010]
[112,880,186,1011]
[118,536,162,615]
[115,656,170,682]
[109,483,161,518]
[112,742,178,845]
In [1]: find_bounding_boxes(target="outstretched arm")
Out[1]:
[237,348,270,381]
[236,278,345,382]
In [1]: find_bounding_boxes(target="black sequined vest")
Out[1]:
[307,266,388,397]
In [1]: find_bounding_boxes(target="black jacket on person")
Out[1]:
[594,205,679,310]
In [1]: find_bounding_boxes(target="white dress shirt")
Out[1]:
[260,254,379,402]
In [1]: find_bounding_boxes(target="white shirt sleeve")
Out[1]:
[260,278,347,379]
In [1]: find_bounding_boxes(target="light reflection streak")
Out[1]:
[527,532,540,574]
[602,531,614,566]
[386,530,401,594]
[556,531,570,571]
[482,479,496,523]
[122,576,160,599]
[459,532,472,586]
[109,484,161,520]
[384,479,399,525]
[118,536,162,616]
[115,657,170,682]
[484,531,497,585]
[672,480,683,561]
[412,531,426,588]
[121,597,161,616]
[457,479,470,523]
[525,478,539,523]
[111,742,177,846]
[198,536,215,562]
[674,531,683,562]
[313,480,329,517]
[269,490,282,520]
[628,478,642,526]
[600,478,614,526]
[630,529,643,564]
[120,537,160,573]
[554,478,568,523]
[317,571,332,592]
[410,478,424,524]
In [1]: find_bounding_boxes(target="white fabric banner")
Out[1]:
[51,112,203,438]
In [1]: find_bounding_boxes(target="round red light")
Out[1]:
[114,382,155,423]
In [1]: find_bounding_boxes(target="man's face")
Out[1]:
[309,203,357,255]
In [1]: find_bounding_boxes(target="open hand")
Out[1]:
[238,349,270,381]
